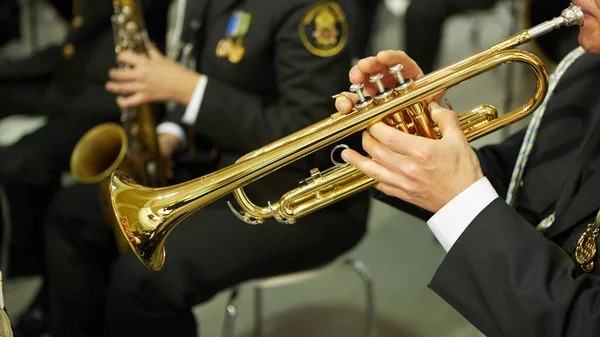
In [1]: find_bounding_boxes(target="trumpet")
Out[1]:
[109,4,583,270]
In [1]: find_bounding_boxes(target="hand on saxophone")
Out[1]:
[105,44,200,108]
[334,50,446,115]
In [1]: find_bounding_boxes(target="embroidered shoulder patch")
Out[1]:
[299,2,348,57]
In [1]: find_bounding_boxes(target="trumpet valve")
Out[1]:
[385,112,403,125]
[369,73,394,102]
[390,64,414,92]
[384,113,411,134]
[406,103,437,139]
[389,64,405,83]
[349,83,374,111]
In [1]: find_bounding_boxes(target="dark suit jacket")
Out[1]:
[381,53,600,336]
[0,0,20,47]
[0,0,171,117]
[167,0,368,219]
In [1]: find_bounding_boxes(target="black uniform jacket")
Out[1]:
[0,0,20,47]
[0,0,171,117]
[380,53,600,336]
[168,0,368,219]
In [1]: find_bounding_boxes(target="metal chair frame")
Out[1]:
[221,258,377,337]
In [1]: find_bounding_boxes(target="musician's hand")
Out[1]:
[106,44,200,108]
[334,50,445,115]
[158,133,181,179]
[341,102,483,213]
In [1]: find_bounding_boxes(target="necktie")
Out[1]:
[504,46,585,231]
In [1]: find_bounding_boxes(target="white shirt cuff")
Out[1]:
[182,74,209,126]
[427,177,499,252]
[156,122,186,149]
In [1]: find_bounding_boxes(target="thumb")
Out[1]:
[428,101,464,141]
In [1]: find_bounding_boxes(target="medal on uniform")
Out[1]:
[216,38,231,58]
[215,10,252,63]
[228,39,245,64]
[574,210,600,272]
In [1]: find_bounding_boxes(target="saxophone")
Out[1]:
[70,0,164,253]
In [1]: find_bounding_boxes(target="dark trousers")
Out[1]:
[45,183,367,337]
[0,71,119,277]
[405,0,499,74]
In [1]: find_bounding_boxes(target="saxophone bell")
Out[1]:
[70,0,164,254]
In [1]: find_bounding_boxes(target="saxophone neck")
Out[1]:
[111,0,150,54]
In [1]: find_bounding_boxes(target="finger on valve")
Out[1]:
[374,50,425,81]
[340,66,447,116]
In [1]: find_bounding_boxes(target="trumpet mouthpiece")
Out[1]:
[528,3,583,39]
[562,3,584,26]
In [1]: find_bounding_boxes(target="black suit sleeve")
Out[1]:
[192,3,351,157]
[163,104,185,124]
[429,198,600,337]
[476,128,526,198]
